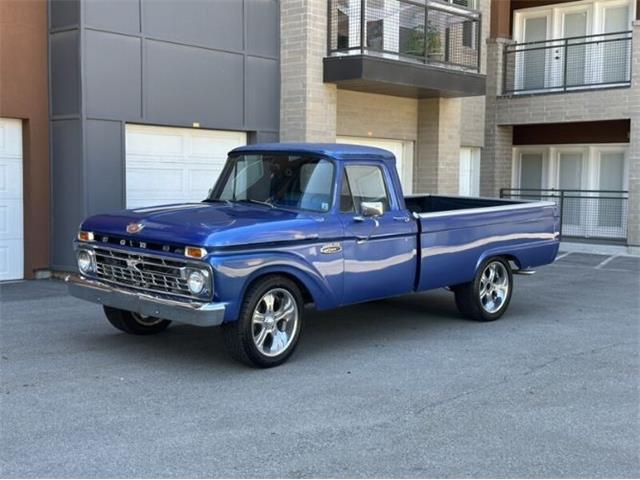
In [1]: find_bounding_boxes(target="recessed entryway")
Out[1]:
[125,124,247,209]
[0,118,24,281]
[336,136,414,193]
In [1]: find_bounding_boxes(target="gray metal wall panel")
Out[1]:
[49,0,281,269]
[51,119,83,269]
[50,30,80,116]
[86,120,124,215]
[145,40,244,129]
[142,0,243,51]
[84,0,141,34]
[85,30,141,119]
[49,0,80,30]
[247,0,279,58]
[245,56,279,131]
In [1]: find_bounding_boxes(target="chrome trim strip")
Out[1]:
[414,201,557,219]
[66,275,226,327]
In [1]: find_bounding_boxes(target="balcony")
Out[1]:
[503,31,633,96]
[324,0,486,98]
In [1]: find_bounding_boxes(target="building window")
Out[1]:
[459,147,481,196]
[513,144,629,239]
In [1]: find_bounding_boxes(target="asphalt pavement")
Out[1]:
[1,252,638,477]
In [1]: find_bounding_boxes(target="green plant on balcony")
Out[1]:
[401,23,443,61]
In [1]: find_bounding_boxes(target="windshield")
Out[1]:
[210,154,335,212]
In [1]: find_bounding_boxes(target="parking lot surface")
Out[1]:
[1,252,639,478]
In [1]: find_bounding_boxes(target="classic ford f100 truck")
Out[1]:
[68,143,560,367]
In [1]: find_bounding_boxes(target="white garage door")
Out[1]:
[125,125,246,209]
[0,118,24,281]
[337,136,413,194]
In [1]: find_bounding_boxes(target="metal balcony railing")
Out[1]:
[328,0,482,72]
[503,31,632,95]
[500,188,629,242]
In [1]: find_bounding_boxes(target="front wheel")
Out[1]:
[103,307,172,335]
[222,276,304,368]
[453,257,513,322]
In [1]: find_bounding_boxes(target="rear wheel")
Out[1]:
[222,275,304,368]
[103,307,171,335]
[453,257,513,322]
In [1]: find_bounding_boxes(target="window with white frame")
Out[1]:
[459,147,481,196]
[512,144,629,238]
[509,0,634,93]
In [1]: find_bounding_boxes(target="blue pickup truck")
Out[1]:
[68,143,559,367]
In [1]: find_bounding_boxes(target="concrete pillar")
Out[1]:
[627,21,640,248]
[482,37,513,197]
[415,98,461,195]
[280,0,337,142]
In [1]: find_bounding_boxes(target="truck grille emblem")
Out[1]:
[126,222,144,234]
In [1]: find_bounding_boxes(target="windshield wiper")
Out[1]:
[236,199,275,209]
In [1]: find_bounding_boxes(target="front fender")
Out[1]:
[209,248,342,322]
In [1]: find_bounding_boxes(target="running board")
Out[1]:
[514,269,536,275]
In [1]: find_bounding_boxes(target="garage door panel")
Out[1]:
[0,159,23,198]
[125,125,246,208]
[0,118,23,281]
[0,201,23,237]
[126,129,184,155]
[188,168,223,193]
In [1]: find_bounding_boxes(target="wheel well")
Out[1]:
[499,254,521,270]
[245,272,315,307]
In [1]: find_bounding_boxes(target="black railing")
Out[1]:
[503,31,632,95]
[328,0,482,72]
[500,188,629,242]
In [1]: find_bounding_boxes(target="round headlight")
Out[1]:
[77,250,94,273]
[187,270,207,295]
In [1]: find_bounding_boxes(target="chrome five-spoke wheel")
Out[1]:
[479,261,510,314]
[251,288,299,357]
[222,275,305,368]
[453,257,513,322]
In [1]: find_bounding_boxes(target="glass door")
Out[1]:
[519,152,544,199]
[519,15,550,91]
[558,150,586,236]
[596,150,626,237]
[562,9,589,88]
[601,4,631,84]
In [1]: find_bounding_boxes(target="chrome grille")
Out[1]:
[91,246,206,300]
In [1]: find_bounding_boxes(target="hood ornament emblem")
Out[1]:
[126,222,145,234]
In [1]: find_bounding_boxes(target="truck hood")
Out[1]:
[80,202,328,248]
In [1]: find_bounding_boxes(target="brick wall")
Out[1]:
[336,90,418,141]
[280,0,337,142]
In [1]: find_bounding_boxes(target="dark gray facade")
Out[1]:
[49,0,280,269]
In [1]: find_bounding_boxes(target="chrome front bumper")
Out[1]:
[66,275,226,327]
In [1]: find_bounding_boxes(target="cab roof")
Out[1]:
[230,143,396,164]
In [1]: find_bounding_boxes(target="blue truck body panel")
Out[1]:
[75,143,560,323]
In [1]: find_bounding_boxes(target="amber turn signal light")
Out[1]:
[78,231,94,242]
[185,246,207,259]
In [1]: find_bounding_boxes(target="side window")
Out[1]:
[344,165,391,214]
[340,171,355,212]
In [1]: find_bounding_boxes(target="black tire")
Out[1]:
[103,306,172,335]
[222,275,304,368]
[453,257,513,322]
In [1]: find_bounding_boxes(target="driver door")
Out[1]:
[337,163,417,305]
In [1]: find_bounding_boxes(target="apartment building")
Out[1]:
[484,0,639,247]
[0,0,636,281]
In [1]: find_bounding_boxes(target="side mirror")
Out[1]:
[360,201,384,217]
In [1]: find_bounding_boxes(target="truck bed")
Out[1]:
[404,194,560,292]
[404,194,523,215]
